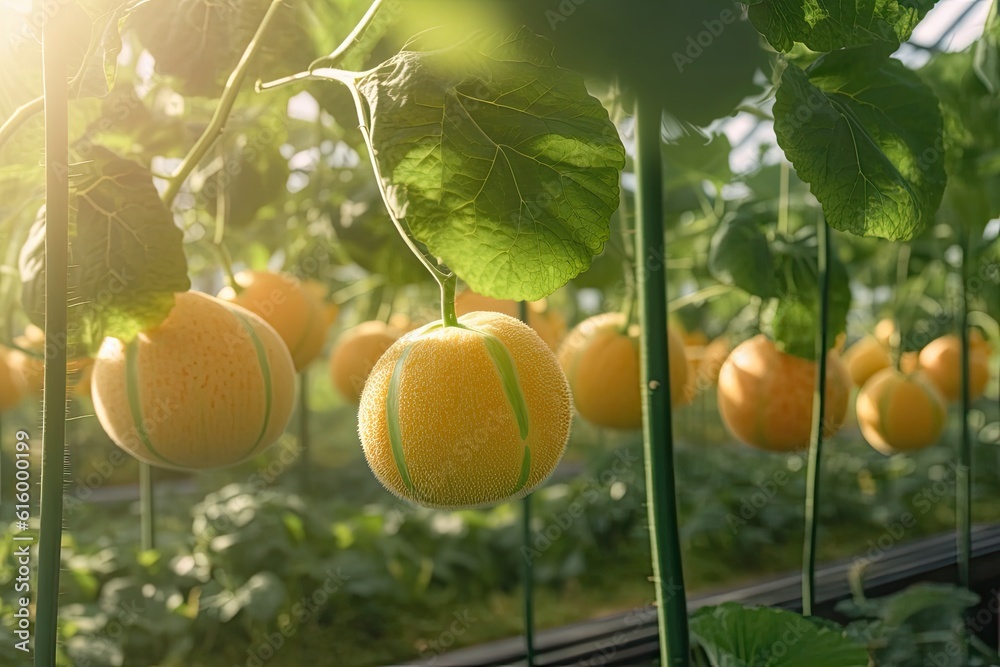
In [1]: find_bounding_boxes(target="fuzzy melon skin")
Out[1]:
[92,291,296,470]
[358,312,571,509]
[717,335,850,452]
[219,271,328,372]
[856,368,947,455]
[557,312,687,429]
[454,290,567,351]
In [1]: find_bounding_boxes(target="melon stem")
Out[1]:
[440,274,459,327]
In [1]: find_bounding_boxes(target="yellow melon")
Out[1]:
[454,290,566,351]
[557,312,687,429]
[856,368,947,455]
[842,335,891,388]
[7,324,93,396]
[918,332,992,402]
[359,312,571,509]
[0,348,25,410]
[330,321,402,404]
[91,291,296,469]
[218,271,329,371]
[716,335,851,452]
[302,279,341,327]
[683,336,729,403]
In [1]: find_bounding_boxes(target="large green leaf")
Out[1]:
[708,214,777,298]
[352,29,625,301]
[662,133,733,191]
[774,50,946,241]
[920,47,1000,235]
[128,0,315,97]
[392,0,768,126]
[690,603,868,666]
[747,0,937,53]
[18,147,190,350]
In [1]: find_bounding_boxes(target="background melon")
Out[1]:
[717,335,850,452]
[330,321,402,404]
[856,368,947,455]
[219,271,329,371]
[917,331,992,401]
[454,289,566,351]
[558,312,687,429]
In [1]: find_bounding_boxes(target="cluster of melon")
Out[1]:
[91,272,339,470]
[840,320,993,455]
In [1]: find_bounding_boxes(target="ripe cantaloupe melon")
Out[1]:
[557,312,687,429]
[842,335,891,388]
[917,332,991,402]
[219,271,329,371]
[7,324,93,396]
[0,348,24,410]
[92,291,296,469]
[358,312,571,509]
[454,290,566,351]
[330,321,402,404]
[717,335,850,452]
[682,336,729,403]
[856,368,947,455]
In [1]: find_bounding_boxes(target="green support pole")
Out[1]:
[36,9,71,665]
[957,231,971,591]
[518,300,536,667]
[140,463,155,550]
[634,97,689,666]
[802,217,831,616]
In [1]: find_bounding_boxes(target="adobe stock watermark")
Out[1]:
[925,590,1000,666]
[672,4,746,73]
[235,568,350,667]
[544,0,587,31]
[415,609,478,665]
[520,446,639,564]
[64,396,180,514]
[854,461,960,568]
[72,599,146,667]
[725,466,793,532]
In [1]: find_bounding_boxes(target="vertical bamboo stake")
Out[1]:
[36,8,70,665]
[957,231,971,590]
[518,300,536,667]
[635,97,689,666]
[802,216,831,616]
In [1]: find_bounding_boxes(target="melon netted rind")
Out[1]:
[92,291,296,470]
[358,312,572,509]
